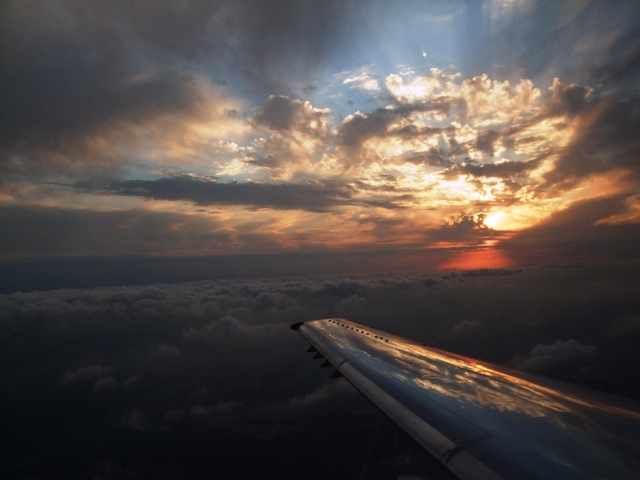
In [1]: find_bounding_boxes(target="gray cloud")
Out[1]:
[93,375,119,393]
[542,94,640,191]
[502,195,640,263]
[488,0,640,86]
[337,103,454,161]
[1,263,639,476]
[88,176,354,212]
[546,78,592,117]
[512,339,597,379]
[448,319,481,337]
[475,130,500,157]
[0,205,228,257]
[429,213,495,243]
[253,95,329,136]
[335,295,370,320]
[60,364,114,385]
[0,1,231,173]
[455,157,544,180]
[219,0,351,91]
[249,95,332,172]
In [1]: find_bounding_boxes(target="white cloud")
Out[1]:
[341,68,381,91]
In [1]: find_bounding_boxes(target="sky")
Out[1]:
[1,1,640,479]
[1,0,640,277]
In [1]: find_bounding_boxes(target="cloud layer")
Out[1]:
[1,263,639,477]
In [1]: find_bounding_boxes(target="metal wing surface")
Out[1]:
[292,318,640,480]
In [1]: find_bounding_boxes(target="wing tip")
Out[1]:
[291,322,304,331]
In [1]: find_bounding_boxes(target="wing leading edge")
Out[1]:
[292,318,640,480]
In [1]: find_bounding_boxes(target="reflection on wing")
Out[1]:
[292,318,640,480]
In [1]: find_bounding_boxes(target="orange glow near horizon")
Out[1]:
[438,248,516,271]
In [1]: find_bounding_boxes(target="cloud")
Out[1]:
[87,176,353,212]
[0,1,245,178]
[429,213,494,243]
[335,295,369,319]
[281,380,355,411]
[0,205,232,257]
[59,364,113,385]
[150,343,182,360]
[93,375,118,392]
[448,319,481,336]
[593,20,640,87]
[336,103,454,165]
[342,69,380,91]
[607,315,640,338]
[249,95,332,176]
[123,408,147,431]
[2,263,640,477]
[184,316,289,347]
[454,157,544,179]
[190,404,214,418]
[512,339,597,378]
[542,94,640,191]
[254,95,330,136]
[123,375,141,389]
[502,195,640,263]
[546,78,592,116]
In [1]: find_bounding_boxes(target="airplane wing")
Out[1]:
[291,318,640,480]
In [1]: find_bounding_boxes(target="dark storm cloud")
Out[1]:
[1,263,639,477]
[86,176,354,212]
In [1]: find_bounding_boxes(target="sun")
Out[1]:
[483,211,507,229]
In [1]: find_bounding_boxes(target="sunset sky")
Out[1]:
[2,2,640,479]
[2,0,639,276]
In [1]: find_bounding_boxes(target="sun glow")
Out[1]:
[483,211,507,228]
[438,248,516,271]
